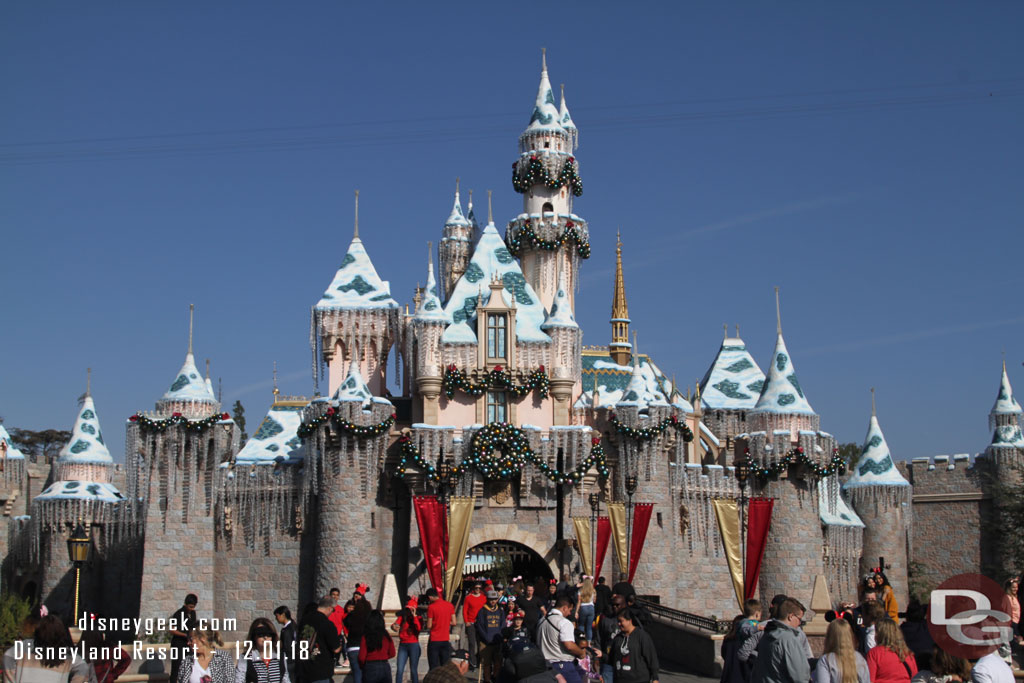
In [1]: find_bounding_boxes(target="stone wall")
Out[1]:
[756,475,825,608]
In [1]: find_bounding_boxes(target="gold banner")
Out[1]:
[607,502,627,580]
[712,499,744,611]
[444,497,475,602]
[572,517,593,577]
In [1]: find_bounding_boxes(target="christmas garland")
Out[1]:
[505,221,591,259]
[512,155,583,196]
[443,365,550,400]
[738,447,846,479]
[609,414,694,443]
[296,409,395,439]
[130,411,231,433]
[397,422,609,485]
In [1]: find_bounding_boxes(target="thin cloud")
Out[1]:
[224,369,311,401]
[803,315,1024,356]
[680,193,861,238]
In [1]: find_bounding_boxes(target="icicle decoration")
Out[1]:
[29,497,142,564]
[216,462,304,550]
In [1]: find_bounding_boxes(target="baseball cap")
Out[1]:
[451,648,471,663]
[486,589,499,599]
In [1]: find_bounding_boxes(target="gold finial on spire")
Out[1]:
[541,47,547,72]
[775,286,782,335]
[871,387,876,417]
[1002,349,1006,373]
[188,303,194,354]
[610,231,631,365]
[487,190,493,224]
[353,190,360,239]
[273,361,279,397]
[694,378,702,401]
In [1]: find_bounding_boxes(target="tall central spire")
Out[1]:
[610,231,631,365]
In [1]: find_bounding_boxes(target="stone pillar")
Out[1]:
[550,377,575,426]
[757,475,825,607]
[850,487,909,606]
[417,375,442,425]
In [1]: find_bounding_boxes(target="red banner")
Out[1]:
[413,495,447,592]
[744,498,774,600]
[627,503,654,583]
[594,516,611,581]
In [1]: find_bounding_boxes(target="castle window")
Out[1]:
[544,141,550,148]
[487,313,507,359]
[487,391,507,423]
[542,202,554,214]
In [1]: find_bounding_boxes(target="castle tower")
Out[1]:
[157,305,220,418]
[985,359,1024,468]
[542,263,582,425]
[33,380,134,614]
[699,326,766,444]
[438,180,474,300]
[411,244,450,424]
[609,233,631,366]
[843,391,911,606]
[313,192,401,396]
[506,51,589,312]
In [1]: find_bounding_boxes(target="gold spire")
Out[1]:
[273,361,279,397]
[610,230,631,365]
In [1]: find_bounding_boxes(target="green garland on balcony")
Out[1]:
[512,155,583,196]
[442,365,550,400]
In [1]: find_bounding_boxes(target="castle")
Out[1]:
[1,56,1020,631]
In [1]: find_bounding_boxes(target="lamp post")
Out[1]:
[66,522,91,622]
[588,492,600,579]
[735,459,751,597]
[624,474,638,582]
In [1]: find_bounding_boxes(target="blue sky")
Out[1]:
[2,2,1022,463]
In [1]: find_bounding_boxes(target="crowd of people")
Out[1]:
[719,569,1022,683]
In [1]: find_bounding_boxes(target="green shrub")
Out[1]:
[0,594,32,649]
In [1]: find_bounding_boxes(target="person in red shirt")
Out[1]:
[392,601,422,683]
[425,588,456,670]
[867,619,918,683]
[358,610,395,683]
[462,582,487,670]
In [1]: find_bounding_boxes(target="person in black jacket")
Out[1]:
[609,609,658,683]
[168,593,199,683]
[274,606,298,683]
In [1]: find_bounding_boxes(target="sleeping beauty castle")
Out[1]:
[1,54,1020,633]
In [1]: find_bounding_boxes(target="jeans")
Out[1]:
[601,663,614,683]
[550,661,582,683]
[426,642,451,670]
[347,648,362,683]
[396,643,421,683]
[465,625,479,667]
[362,661,390,683]
[578,604,595,641]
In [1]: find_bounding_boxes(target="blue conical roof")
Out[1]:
[523,57,565,136]
[753,333,815,415]
[163,352,219,404]
[333,359,373,403]
[991,362,1021,416]
[700,336,766,411]
[59,395,112,464]
[844,410,909,489]
[236,403,305,464]
[414,253,449,324]
[315,236,399,311]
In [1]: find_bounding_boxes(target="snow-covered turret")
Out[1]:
[508,50,588,312]
[542,264,581,381]
[559,84,578,151]
[843,390,911,606]
[439,179,475,300]
[750,290,819,434]
[0,422,27,489]
[986,359,1024,466]
[312,191,401,397]
[156,305,220,418]
[410,244,451,423]
[699,326,766,443]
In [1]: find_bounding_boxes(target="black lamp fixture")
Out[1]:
[624,475,638,496]
[623,474,638,581]
[588,492,600,579]
[735,459,751,492]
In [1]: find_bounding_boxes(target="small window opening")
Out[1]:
[544,141,550,148]
[542,202,554,214]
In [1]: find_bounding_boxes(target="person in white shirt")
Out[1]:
[970,651,1013,683]
[537,596,585,683]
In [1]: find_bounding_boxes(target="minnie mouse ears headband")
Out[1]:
[550,579,557,585]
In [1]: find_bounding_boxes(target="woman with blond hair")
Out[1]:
[867,619,918,683]
[177,629,234,683]
[814,619,870,683]
[576,578,596,641]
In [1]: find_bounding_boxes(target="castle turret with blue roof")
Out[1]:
[158,306,220,419]
[843,390,911,606]
[439,180,475,300]
[986,359,1024,466]
[699,326,766,445]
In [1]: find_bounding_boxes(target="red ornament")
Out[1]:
[221,413,230,420]
[530,155,538,162]
[129,415,138,422]
[493,365,503,373]
[390,413,397,420]
[565,220,574,228]
[172,412,182,418]
[797,447,804,454]
[538,365,545,372]
[591,437,601,445]
[326,407,336,416]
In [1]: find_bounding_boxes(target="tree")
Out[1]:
[0,594,30,649]
[232,400,248,442]
[838,442,860,468]
[8,428,72,463]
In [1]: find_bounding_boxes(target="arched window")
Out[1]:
[542,202,554,214]
[487,314,507,360]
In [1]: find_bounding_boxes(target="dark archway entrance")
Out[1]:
[463,540,553,587]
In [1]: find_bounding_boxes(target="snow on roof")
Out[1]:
[559,89,577,132]
[699,421,720,447]
[991,424,1024,448]
[35,480,124,503]
[541,272,577,330]
[441,320,477,344]
[818,479,865,528]
[843,414,910,489]
[441,223,549,344]
[314,236,399,311]
[991,363,1022,416]
[235,403,305,464]
[163,352,219,404]
[0,424,26,460]
[445,189,471,228]
[616,362,651,406]
[58,395,113,464]
[699,337,766,411]
[524,59,566,136]
[579,352,690,411]
[333,360,373,403]
[414,253,450,324]
[753,333,815,415]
